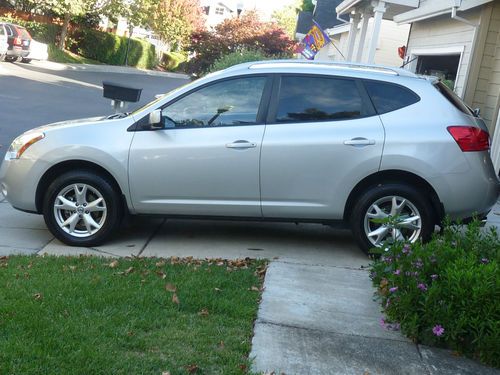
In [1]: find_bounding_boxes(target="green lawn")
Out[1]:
[48,44,102,65]
[0,255,266,374]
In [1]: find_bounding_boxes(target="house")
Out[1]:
[201,0,243,28]
[296,0,410,67]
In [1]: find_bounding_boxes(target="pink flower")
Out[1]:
[432,325,445,337]
[393,269,401,275]
[389,287,398,293]
[417,283,427,291]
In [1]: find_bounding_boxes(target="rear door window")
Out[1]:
[363,80,420,114]
[274,75,371,123]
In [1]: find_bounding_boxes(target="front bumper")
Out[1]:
[0,156,48,213]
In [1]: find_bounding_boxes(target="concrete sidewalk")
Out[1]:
[0,191,498,374]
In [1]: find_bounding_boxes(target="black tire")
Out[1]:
[21,58,31,63]
[350,183,435,255]
[4,56,15,62]
[43,170,122,247]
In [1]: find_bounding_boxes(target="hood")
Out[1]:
[27,115,112,134]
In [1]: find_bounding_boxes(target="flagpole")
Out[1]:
[329,40,346,61]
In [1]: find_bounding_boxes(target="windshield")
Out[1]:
[131,81,191,115]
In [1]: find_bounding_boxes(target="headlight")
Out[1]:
[6,132,45,160]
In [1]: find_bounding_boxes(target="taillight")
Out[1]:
[13,37,22,46]
[447,126,490,152]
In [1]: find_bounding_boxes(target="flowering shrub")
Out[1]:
[370,220,499,367]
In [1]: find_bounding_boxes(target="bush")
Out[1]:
[370,221,500,367]
[0,17,60,44]
[159,51,187,71]
[208,49,270,73]
[72,28,157,69]
[187,11,296,76]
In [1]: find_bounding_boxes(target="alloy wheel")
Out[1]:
[363,195,422,247]
[53,183,107,238]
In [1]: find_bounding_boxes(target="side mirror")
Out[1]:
[473,108,481,117]
[148,109,164,129]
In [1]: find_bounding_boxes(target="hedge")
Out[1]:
[73,28,157,69]
[159,51,186,71]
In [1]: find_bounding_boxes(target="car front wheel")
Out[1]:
[43,171,122,246]
[350,184,435,254]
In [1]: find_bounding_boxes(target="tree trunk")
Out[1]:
[58,13,71,50]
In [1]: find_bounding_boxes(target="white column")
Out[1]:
[355,11,370,62]
[346,12,361,62]
[367,0,386,64]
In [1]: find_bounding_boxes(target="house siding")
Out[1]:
[406,8,482,97]
[319,20,409,67]
[472,1,500,132]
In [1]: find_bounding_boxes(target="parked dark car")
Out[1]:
[0,22,32,63]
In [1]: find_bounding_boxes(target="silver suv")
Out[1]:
[1,61,499,253]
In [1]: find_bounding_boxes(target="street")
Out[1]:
[0,60,188,159]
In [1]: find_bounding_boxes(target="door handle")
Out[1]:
[344,138,376,146]
[225,140,257,149]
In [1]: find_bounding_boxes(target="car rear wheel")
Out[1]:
[21,58,31,63]
[43,171,122,246]
[350,183,435,255]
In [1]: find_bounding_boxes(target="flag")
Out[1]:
[296,21,331,60]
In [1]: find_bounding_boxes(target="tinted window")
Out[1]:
[5,25,13,36]
[0,26,4,36]
[276,76,365,123]
[434,81,473,116]
[163,76,267,128]
[17,27,31,39]
[363,81,420,114]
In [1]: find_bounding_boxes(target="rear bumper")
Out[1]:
[430,153,500,221]
[7,46,29,58]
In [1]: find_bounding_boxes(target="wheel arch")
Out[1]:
[343,170,443,223]
[35,160,125,214]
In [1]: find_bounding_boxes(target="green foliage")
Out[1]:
[47,43,101,64]
[151,0,204,50]
[159,51,187,71]
[0,17,60,44]
[72,28,157,69]
[208,49,270,73]
[301,0,314,12]
[370,221,500,367]
[272,0,301,38]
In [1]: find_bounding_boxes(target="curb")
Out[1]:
[31,60,190,79]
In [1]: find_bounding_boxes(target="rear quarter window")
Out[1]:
[433,81,473,116]
[363,80,420,114]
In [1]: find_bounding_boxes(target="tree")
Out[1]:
[301,0,314,12]
[188,11,296,75]
[272,0,301,39]
[151,0,204,50]
[32,0,129,49]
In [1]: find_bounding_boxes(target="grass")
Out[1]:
[0,255,267,374]
[47,44,102,65]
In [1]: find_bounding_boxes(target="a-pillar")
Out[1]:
[355,10,371,62]
[346,12,361,62]
[367,0,387,64]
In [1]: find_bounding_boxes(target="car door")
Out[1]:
[129,75,271,217]
[260,74,385,220]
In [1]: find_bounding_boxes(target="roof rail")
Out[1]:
[248,60,417,78]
